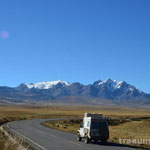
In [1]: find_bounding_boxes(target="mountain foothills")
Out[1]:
[0,79,150,106]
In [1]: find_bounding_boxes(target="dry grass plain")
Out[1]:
[43,119,150,149]
[0,105,150,150]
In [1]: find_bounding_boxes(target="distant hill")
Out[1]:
[0,79,150,107]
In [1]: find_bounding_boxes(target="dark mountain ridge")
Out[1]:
[0,79,150,106]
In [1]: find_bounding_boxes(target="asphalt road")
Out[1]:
[7,119,137,150]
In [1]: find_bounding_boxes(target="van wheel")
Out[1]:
[77,133,82,141]
[101,139,107,144]
[94,140,98,144]
[85,136,89,144]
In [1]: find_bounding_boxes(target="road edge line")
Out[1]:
[6,123,47,150]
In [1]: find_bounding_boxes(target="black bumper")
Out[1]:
[90,136,109,140]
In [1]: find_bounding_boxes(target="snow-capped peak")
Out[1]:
[95,79,135,92]
[115,81,124,89]
[98,79,118,91]
[24,80,70,89]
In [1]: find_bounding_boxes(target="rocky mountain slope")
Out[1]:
[0,79,150,106]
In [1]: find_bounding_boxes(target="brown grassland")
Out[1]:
[43,119,150,149]
[0,105,150,149]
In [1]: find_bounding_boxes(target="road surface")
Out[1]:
[7,119,137,150]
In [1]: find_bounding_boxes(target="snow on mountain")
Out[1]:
[96,79,135,92]
[24,79,138,93]
[24,80,70,89]
[1,78,149,104]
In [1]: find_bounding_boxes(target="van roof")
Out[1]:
[84,113,103,119]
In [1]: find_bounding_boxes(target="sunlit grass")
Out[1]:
[0,105,150,150]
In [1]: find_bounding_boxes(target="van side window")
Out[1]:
[82,122,84,127]
[87,121,90,127]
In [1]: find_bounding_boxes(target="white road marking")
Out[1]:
[6,123,47,150]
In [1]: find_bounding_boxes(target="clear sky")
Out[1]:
[0,0,150,93]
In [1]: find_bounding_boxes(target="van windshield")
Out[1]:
[91,121,107,130]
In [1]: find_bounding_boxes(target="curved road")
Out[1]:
[7,119,136,150]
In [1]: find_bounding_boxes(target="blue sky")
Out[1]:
[0,0,150,93]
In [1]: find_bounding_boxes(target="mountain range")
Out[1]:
[0,79,150,106]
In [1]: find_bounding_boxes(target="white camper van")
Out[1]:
[77,113,109,144]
